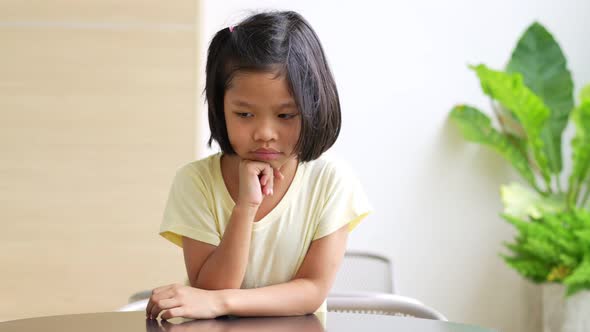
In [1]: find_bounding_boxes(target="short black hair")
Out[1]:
[205,11,341,162]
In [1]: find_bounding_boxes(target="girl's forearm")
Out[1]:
[194,204,257,289]
[218,278,326,317]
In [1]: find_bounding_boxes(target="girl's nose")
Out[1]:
[253,120,277,142]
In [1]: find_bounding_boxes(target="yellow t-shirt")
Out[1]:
[159,153,371,312]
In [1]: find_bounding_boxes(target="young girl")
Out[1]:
[146,10,371,320]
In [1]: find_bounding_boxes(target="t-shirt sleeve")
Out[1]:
[313,161,372,240]
[159,164,221,248]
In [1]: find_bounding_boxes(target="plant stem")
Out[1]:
[545,178,553,195]
[491,100,506,130]
[533,183,544,195]
[581,185,590,208]
[570,183,581,207]
[556,176,563,195]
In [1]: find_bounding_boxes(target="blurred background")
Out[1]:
[1,1,589,332]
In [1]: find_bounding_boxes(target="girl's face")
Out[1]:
[223,70,301,170]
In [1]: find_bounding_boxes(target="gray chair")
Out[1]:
[119,298,148,312]
[127,289,153,304]
[327,293,447,320]
[326,251,446,320]
[331,250,395,294]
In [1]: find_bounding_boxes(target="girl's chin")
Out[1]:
[255,158,284,169]
[233,151,297,169]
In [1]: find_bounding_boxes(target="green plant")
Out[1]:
[503,209,590,295]
[448,22,590,295]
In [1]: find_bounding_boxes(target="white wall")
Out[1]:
[198,1,590,331]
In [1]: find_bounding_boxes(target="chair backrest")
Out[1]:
[330,250,394,294]
[128,290,152,303]
[327,294,447,321]
[119,298,148,312]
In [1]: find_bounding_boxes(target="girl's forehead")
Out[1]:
[225,71,294,102]
[229,69,285,86]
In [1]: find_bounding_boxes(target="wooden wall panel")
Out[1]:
[0,1,199,321]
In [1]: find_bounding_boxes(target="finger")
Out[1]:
[259,174,268,186]
[150,298,181,319]
[265,165,274,196]
[161,307,185,320]
[273,167,285,181]
[248,161,273,196]
[151,284,174,295]
[255,163,274,196]
[146,288,174,317]
[146,287,167,316]
[146,297,156,318]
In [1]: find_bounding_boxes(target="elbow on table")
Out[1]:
[299,279,329,315]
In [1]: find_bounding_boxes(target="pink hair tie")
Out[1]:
[229,26,235,32]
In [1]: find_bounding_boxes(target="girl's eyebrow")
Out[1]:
[231,100,254,109]
[274,101,297,111]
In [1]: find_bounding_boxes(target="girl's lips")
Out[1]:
[252,151,281,160]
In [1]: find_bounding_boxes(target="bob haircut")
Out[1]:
[205,11,341,162]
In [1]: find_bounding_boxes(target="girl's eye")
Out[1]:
[236,112,253,118]
[278,113,298,119]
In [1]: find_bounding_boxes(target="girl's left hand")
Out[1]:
[145,284,226,320]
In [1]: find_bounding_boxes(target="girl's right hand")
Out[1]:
[236,159,284,208]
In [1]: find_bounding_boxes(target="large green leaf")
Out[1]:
[507,22,574,174]
[501,182,565,219]
[471,64,552,189]
[449,105,537,189]
[579,85,590,208]
[567,99,590,206]
[580,84,590,102]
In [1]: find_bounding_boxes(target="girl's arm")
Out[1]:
[221,224,348,316]
[146,225,348,319]
[184,204,257,290]
[184,160,281,290]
